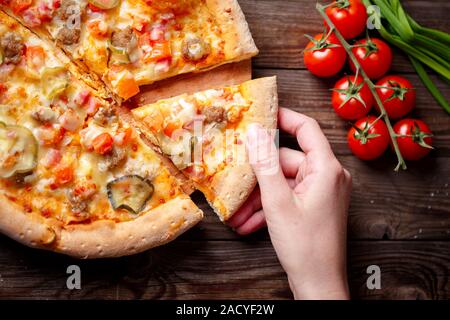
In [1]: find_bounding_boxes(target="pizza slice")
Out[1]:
[0,11,202,258]
[1,0,258,100]
[131,77,278,221]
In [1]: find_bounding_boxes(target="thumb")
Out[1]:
[247,124,291,204]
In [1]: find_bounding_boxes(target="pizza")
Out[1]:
[131,77,278,221]
[0,11,202,258]
[0,1,278,259]
[1,0,258,100]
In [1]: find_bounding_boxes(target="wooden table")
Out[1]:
[0,0,449,300]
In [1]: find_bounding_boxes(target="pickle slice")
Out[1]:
[107,175,154,214]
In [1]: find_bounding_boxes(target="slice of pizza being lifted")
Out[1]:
[131,77,278,221]
[0,11,202,258]
[1,0,258,100]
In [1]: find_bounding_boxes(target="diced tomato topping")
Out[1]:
[163,121,180,138]
[0,83,7,95]
[145,41,172,62]
[26,46,46,69]
[87,19,108,37]
[38,125,65,146]
[24,203,33,213]
[10,0,33,14]
[92,132,114,155]
[55,164,74,186]
[52,0,61,9]
[41,207,53,218]
[112,71,140,100]
[88,3,104,12]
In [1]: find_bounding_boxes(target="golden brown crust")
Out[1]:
[207,0,259,61]
[207,77,279,221]
[0,194,56,248]
[0,193,202,258]
[54,196,203,258]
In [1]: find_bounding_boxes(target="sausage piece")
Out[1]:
[203,106,225,123]
[111,27,134,49]
[1,32,24,64]
[56,27,80,45]
[182,37,210,62]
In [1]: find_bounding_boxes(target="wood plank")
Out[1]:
[239,0,450,72]
[0,238,448,299]
[182,154,450,241]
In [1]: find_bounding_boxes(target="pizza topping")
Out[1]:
[68,180,97,213]
[0,123,38,179]
[57,0,78,20]
[93,106,116,126]
[107,175,154,214]
[59,108,82,132]
[56,27,80,45]
[88,0,120,10]
[36,124,65,146]
[31,107,57,123]
[111,27,134,51]
[92,132,114,155]
[54,163,74,186]
[108,41,131,66]
[40,148,62,168]
[98,146,127,171]
[87,19,109,38]
[0,32,25,65]
[182,37,210,62]
[203,106,226,124]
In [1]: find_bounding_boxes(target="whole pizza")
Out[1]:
[0,0,278,258]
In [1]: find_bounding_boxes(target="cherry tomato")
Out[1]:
[348,116,390,160]
[393,119,433,161]
[304,32,347,77]
[375,75,416,119]
[332,75,373,120]
[325,0,368,40]
[92,132,114,155]
[350,38,393,79]
[55,165,74,186]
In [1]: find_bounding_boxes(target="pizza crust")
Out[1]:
[0,194,56,248]
[206,0,259,61]
[54,196,203,258]
[0,193,202,258]
[206,77,279,221]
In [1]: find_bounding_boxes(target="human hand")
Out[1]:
[227,108,352,300]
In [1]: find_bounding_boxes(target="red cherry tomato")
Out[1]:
[348,116,390,160]
[350,38,393,79]
[375,75,416,119]
[393,119,433,161]
[332,75,373,120]
[325,0,368,40]
[304,32,347,78]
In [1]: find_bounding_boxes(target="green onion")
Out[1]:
[363,0,450,115]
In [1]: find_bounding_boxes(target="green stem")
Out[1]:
[409,57,450,115]
[317,2,407,171]
[413,33,450,62]
[407,15,450,46]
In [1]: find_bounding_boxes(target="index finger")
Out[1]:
[278,108,335,162]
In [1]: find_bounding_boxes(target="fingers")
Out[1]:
[279,147,306,178]
[227,188,262,228]
[235,210,267,235]
[278,108,335,165]
[247,123,291,204]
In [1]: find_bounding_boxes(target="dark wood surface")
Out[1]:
[0,0,449,300]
